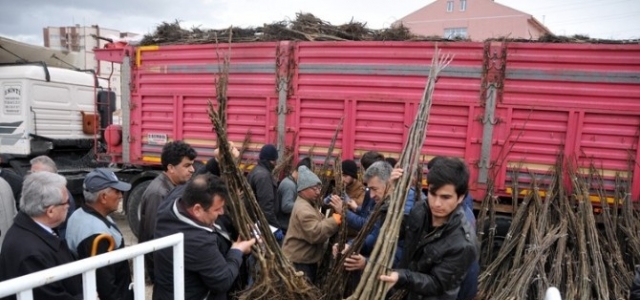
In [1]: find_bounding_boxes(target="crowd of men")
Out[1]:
[0,140,481,300]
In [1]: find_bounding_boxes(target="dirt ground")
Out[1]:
[112,204,154,299]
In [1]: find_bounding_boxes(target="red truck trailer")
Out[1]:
[29,40,640,235]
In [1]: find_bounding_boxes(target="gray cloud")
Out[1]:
[0,0,226,45]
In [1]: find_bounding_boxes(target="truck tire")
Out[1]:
[482,214,511,263]
[126,180,151,239]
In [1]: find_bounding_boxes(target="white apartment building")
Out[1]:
[43,25,139,110]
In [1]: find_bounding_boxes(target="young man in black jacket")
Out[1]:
[380,157,478,300]
[153,173,255,300]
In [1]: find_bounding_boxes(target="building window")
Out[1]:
[460,0,467,11]
[444,27,468,39]
[446,1,454,12]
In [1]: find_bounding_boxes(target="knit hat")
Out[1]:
[204,158,221,176]
[259,144,278,161]
[297,166,321,192]
[342,160,358,179]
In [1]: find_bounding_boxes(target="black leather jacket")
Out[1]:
[396,200,477,300]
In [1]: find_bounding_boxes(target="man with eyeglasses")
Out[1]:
[29,155,76,238]
[282,165,342,283]
[0,171,82,300]
[65,168,133,300]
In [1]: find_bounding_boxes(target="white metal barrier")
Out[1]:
[0,233,184,300]
[545,287,562,300]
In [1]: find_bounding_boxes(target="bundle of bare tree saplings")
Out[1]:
[139,12,446,45]
[477,159,640,300]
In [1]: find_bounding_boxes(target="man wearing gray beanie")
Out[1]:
[282,166,341,283]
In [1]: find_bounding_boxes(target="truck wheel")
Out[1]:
[481,214,511,263]
[126,180,151,239]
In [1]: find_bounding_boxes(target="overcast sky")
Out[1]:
[0,0,638,45]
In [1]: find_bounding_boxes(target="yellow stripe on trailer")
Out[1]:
[505,187,619,205]
[136,45,159,67]
[239,163,256,172]
[181,138,217,147]
[145,156,250,171]
[142,156,161,163]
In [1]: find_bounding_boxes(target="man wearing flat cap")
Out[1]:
[66,168,134,300]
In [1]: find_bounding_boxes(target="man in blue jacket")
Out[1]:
[66,168,133,300]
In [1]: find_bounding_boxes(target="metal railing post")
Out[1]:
[132,255,146,298]
[15,290,33,300]
[173,236,185,300]
[82,270,98,300]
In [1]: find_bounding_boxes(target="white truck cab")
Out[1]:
[0,64,110,157]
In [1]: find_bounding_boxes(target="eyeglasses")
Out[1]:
[53,199,70,207]
[311,185,322,192]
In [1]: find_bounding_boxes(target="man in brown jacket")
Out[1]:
[282,166,341,283]
[342,160,365,207]
[332,159,366,238]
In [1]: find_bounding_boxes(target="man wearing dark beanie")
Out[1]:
[342,159,373,238]
[248,144,281,236]
[258,144,278,162]
[328,159,369,237]
[341,160,365,207]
